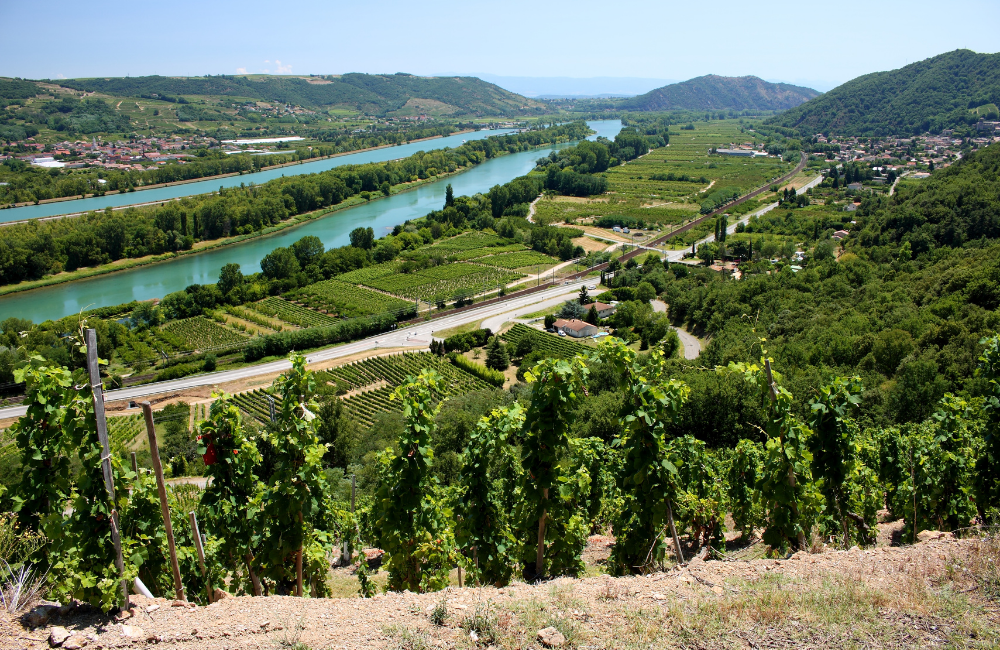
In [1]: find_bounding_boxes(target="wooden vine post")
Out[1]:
[141,402,185,601]
[84,329,129,611]
[189,511,213,603]
[666,499,684,564]
[535,488,548,577]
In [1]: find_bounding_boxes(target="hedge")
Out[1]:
[449,353,505,387]
[243,312,396,361]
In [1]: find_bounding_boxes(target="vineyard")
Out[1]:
[422,232,508,254]
[502,323,590,356]
[340,261,523,302]
[230,388,278,424]
[475,250,560,269]
[319,352,495,427]
[287,280,416,320]
[161,316,249,350]
[449,243,528,261]
[252,297,340,328]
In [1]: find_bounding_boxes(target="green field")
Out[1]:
[339,261,522,303]
[161,316,248,350]
[535,120,793,230]
[284,281,416,320]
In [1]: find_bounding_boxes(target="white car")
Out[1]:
[588,285,596,290]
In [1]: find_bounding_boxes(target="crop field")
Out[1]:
[536,120,791,230]
[252,297,339,328]
[502,323,590,357]
[107,414,145,456]
[335,265,397,286]
[286,280,415,320]
[318,352,495,427]
[475,251,560,269]
[347,262,522,302]
[422,232,508,253]
[161,316,249,350]
[450,243,528,261]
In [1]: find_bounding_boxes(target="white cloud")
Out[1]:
[264,59,270,64]
[275,60,292,74]
[236,67,247,74]
[56,73,66,79]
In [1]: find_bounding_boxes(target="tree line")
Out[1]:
[0,122,593,286]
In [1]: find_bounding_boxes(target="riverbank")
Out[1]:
[0,133,589,301]
[1,128,479,213]
[0,166,468,300]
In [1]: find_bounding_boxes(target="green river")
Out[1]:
[0,120,621,323]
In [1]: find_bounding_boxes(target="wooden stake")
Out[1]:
[667,499,685,564]
[535,488,548,578]
[189,511,213,603]
[130,452,138,476]
[457,566,463,589]
[142,402,185,601]
[296,511,304,597]
[85,329,128,611]
[244,554,262,597]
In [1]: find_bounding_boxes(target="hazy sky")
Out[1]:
[3,0,998,92]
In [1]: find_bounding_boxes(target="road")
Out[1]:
[0,281,594,420]
[652,300,701,359]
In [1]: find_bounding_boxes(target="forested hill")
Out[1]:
[620,75,820,112]
[766,50,1000,136]
[48,73,546,116]
[858,141,1000,251]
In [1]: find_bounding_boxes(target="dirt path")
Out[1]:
[7,535,995,650]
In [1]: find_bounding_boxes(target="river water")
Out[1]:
[0,128,517,223]
[0,120,621,323]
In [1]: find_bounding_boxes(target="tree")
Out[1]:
[445,183,454,207]
[260,247,300,280]
[585,305,599,325]
[579,285,590,305]
[635,281,656,303]
[558,300,586,320]
[291,236,325,268]
[544,314,557,330]
[485,336,510,371]
[217,263,244,298]
[349,226,374,250]
[697,242,717,265]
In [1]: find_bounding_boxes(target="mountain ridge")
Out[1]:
[620,74,820,112]
[46,73,546,117]
[765,49,1000,136]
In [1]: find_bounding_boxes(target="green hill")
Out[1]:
[48,73,545,117]
[766,50,1000,136]
[620,75,820,112]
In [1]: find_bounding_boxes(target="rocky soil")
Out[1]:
[4,532,998,650]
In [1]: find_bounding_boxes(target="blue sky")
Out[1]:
[2,0,998,93]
